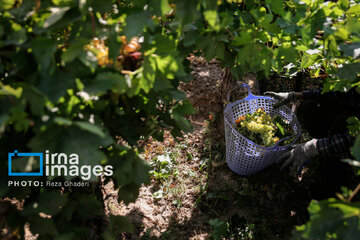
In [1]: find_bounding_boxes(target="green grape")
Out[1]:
[234,108,294,147]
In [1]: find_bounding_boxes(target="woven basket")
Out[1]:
[224,84,301,175]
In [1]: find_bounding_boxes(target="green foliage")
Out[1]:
[0,0,15,10]
[1,0,360,238]
[176,0,360,91]
[347,117,360,161]
[209,218,229,240]
[0,0,193,238]
[149,154,177,183]
[148,152,181,200]
[102,215,134,238]
[209,215,256,240]
[292,198,360,240]
[351,136,360,162]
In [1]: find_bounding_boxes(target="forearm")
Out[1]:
[316,132,354,158]
[296,89,322,100]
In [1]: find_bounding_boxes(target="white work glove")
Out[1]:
[264,91,297,108]
[278,139,319,177]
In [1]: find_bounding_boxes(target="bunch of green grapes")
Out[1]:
[234,108,293,147]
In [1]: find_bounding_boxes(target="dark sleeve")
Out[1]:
[302,88,323,99]
[302,87,360,104]
[316,132,355,158]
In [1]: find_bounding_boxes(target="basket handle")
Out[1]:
[226,83,254,103]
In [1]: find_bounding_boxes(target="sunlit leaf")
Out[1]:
[43,7,70,28]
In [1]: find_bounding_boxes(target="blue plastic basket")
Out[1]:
[224,84,302,175]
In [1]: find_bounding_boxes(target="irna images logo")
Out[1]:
[8,150,113,180]
[8,150,43,176]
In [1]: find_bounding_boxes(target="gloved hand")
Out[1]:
[278,139,319,177]
[264,91,297,108]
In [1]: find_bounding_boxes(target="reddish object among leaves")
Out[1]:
[119,51,143,71]
[235,115,245,125]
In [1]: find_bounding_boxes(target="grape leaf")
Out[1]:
[0,0,15,10]
[276,122,285,136]
[22,192,68,216]
[38,70,76,102]
[124,12,152,39]
[86,0,113,14]
[0,84,22,98]
[84,72,129,95]
[300,53,320,68]
[351,135,360,161]
[265,0,285,16]
[61,40,87,63]
[347,4,360,14]
[292,199,360,240]
[27,215,59,236]
[43,7,70,28]
[335,63,360,81]
[107,215,134,234]
[340,42,360,59]
[28,123,113,180]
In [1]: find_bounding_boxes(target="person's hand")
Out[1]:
[264,91,297,108]
[278,139,319,177]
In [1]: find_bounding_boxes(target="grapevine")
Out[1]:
[0,0,359,239]
[234,108,293,147]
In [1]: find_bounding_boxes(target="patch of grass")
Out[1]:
[141,228,156,240]
[149,154,178,183]
[148,142,209,204]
